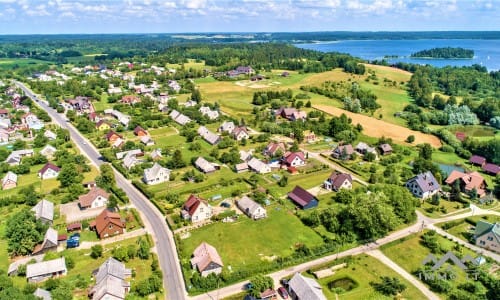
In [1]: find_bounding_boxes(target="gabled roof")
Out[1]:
[445,170,486,193]
[284,151,305,165]
[407,171,440,193]
[237,196,264,216]
[26,257,66,279]
[33,227,58,254]
[94,210,124,236]
[105,130,122,141]
[95,120,110,128]
[190,242,223,272]
[265,142,286,156]
[94,257,131,284]
[474,220,500,243]
[247,157,268,172]
[327,172,353,190]
[333,144,354,155]
[143,163,170,182]
[219,121,235,132]
[232,126,248,137]
[482,163,500,175]
[133,126,148,136]
[288,186,316,208]
[195,157,216,173]
[289,273,327,300]
[34,288,52,300]
[469,155,486,165]
[183,194,208,217]
[40,144,57,156]
[78,187,110,208]
[32,199,54,222]
[2,171,17,185]
[379,143,393,153]
[38,163,60,176]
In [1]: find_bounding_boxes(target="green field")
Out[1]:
[0,58,51,69]
[314,254,426,300]
[178,207,323,271]
[437,215,500,243]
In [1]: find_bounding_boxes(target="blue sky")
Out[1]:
[0,0,498,34]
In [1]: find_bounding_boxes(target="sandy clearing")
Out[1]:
[314,104,442,147]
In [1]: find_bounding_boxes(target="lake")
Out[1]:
[295,39,500,71]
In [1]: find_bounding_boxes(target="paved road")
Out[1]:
[15,81,186,300]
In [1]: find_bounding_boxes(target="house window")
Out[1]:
[109,225,113,229]
[480,241,485,245]
[487,236,493,241]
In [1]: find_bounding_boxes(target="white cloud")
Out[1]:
[182,0,207,9]
[25,4,50,16]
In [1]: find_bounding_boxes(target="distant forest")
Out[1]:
[411,47,474,59]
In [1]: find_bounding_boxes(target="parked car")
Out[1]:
[278,287,289,299]
[220,202,231,208]
[66,233,80,248]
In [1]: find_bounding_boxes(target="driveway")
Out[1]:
[60,202,106,223]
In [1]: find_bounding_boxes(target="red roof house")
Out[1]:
[288,186,318,210]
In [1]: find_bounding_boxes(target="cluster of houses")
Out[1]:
[332,142,391,160]
[469,155,500,176]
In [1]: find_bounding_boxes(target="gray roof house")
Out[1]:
[219,121,235,133]
[288,273,327,300]
[43,130,57,140]
[194,157,219,173]
[34,288,52,300]
[89,257,131,300]
[39,144,57,158]
[32,199,54,224]
[27,257,67,283]
[2,170,18,190]
[405,171,440,199]
[143,163,171,185]
[33,227,58,255]
[237,196,267,220]
[116,149,143,160]
[197,126,221,145]
[473,221,500,254]
[5,149,34,166]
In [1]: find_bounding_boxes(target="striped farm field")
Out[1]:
[314,104,442,147]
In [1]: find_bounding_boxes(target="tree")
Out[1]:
[5,209,46,256]
[96,163,115,190]
[112,246,129,262]
[249,275,274,297]
[167,150,186,169]
[371,276,406,296]
[419,143,433,160]
[451,179,463,202]
[137,237,150,260]
[57,163,83,187]
[406,135,415,143]
[278,175,288,187]
[191,89,202,103]
[90,245,103,259]
[290,141,299,152]
[107,194,118,209]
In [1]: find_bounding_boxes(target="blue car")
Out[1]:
[66,233,81,248]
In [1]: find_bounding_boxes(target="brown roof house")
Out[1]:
[473,220,499,254]
[324,172,353,192]
[32,227,58,255]
[283,151,306,167]
[190,242,223,277]
[90,209,125,239]
[27,257,67,283]
[32,199,54,224]
[38,163,60,180]
[79,187,110,210]
[133,126,148,137]
[2,171,17,190]
[469,155,486,167]
[232,126,249,141]
[379,143,393,155]
[288,186,318,210]
[263,141,286,157]
[445,170,487,198]
[89,258,132,300]
[181,194,213,223]
[275,107,307,121]
[105,131,123,143]
[331,144,354,160]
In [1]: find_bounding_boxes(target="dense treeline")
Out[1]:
[411,47,474,59]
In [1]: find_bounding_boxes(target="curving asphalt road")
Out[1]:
[15,81,186,300]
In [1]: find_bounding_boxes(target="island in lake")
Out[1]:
[411,47,474,59]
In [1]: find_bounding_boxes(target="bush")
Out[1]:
[90,245,103,259]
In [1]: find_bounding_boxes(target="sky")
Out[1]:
[0,0,498,34]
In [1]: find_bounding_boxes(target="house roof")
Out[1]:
[31,199,54,222]
[195,157,216,173]
[133,126,148,136]
[407,171,440,193]
[95,120,110,128]
[445,170,486,193]
[288,186,316,208]
[284,151,305,165]
[183,194,208,217]
[91,274,127,300]
[105,130,123,140]
[78,187,110,208]
[94,210,124,236]
[265,142,286,155]
[235,162,249,172]
[219,121,235,132]
[469,155,486,165]
[247,157,268,172]
[474,220,500,243]
[334,144,354,155]
[379,143,393,153]
[232,126,248,137]
[190,242,223,272]
[94,257,131,284]
[34,288,52,300]
[455,132,466,141]
[143,163,170,182]
[40,145,57,157]
[327,172,353,190]
[66,223,82,231]
[288,273,327,300]
[482,163,500,175]
[198,126,220,145]
[26,257,66,279]
[237,196,264,216]
[38,163,60,175]
[33,227,58,254]
[140,135,154,145]
[116,149,143,160]
[2,171,17,185]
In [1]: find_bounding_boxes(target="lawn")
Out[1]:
[418,199,468,218]
[0,58,51,69]
[178,207,324,271]
[437,215,500,243]
[314,254,426,300]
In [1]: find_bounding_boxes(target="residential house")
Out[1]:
[79,187,110,209]
[88,258,131,300]
[4,149,34,166]
[169,110,192,126]
[2,171,17,190]
[455,132,467,142]
[0,119,11,130]
[234,66,254,75]
[237,196,267,220]
[104,109,130,126]
[199,106,220,120]
[473,221,499,254]
[470,155,486,167]
[247,157,271,174]
[482,163,500,176]
[122,151,143,170]
[288,186,318,210]
[324,172,353,192]
[332,144,354,160]
[283,151,306,167]
[303,130,316,143]
[275,107,307,121]
[95,120,111,131]
[232,126,249,141]
[168,80,181,92]
[39,144,57,159]
[33,288,52,300]
[90,209,125,239]
[355,142,378,156]
[235,162,249,173]
[184,100,197,107]
[405,171,440,199]
[67,96,92,114]
[197,126,221,145]
[105,131,123,143]
[107,85,122,95]
[218,121,235,133]
[445,170,487,198]
[38,163,60,180]
[143,163,171,185]
[32,199,54,224]
[22,112,44,130]
[111,138,125,149]
[140,135,155,146]
[264,142,286,157]
[43,130,57,141]
[194,157,219,174]
[133,126,148,137]
[32,228,58,255]
[181,194,212,223]
[190,242,223,277]
[288,273,327,300]
[26,257,67,283]
[120,95,141,105]
[116,149,143,160]
[239,149,253,162]
[150,149,162,161]
[379,143,393,155]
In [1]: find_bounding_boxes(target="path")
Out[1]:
[367,250,440,300]
[77,228,147,250]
